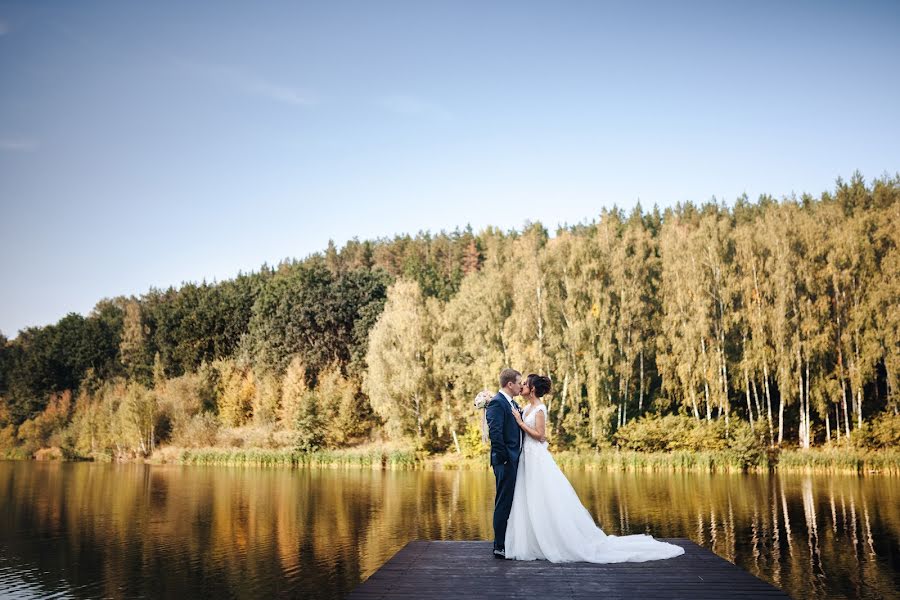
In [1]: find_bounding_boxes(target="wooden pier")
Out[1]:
[348,540,790,599]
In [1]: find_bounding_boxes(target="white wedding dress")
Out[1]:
[505,403,685,563]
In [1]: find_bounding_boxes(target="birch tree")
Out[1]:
[364,280,439,443]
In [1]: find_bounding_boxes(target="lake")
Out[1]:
[0,461,897,599]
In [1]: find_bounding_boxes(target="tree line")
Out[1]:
[1,173,897,458]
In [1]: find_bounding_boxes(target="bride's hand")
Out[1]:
[512,409,523,424]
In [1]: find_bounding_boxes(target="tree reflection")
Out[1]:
[0,463,897,600]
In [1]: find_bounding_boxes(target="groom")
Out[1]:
[485,368,523,558]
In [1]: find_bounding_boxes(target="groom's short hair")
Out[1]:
[499,368,521,389]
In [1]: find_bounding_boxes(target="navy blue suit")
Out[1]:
[485,391,523,552]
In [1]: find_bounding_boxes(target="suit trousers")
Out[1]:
[492,459,518,551]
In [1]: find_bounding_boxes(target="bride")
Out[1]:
[505,374,685,563]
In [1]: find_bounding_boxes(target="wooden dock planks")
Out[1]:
[348,539,790,599]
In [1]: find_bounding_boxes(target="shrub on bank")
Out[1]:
[174,412,219,447]
[849,412,900,450]
[460,421,488,459]
[15,391,73,457]
[613,415,765,457]
[0,424,29,459]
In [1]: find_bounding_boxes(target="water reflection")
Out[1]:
[0,462,897,599]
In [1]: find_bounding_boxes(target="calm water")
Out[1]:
[0,461,897,599]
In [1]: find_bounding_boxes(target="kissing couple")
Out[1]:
[486,368,685,562]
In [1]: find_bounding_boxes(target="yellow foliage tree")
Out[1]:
[216,360,255,427]
[364,280,439,443]
[318,365,363,447]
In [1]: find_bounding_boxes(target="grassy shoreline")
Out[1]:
[11,444,899,475]
[146,445,900,475]
[149,444,418,469]
[432,448,900,475]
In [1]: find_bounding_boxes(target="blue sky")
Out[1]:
[1,1,898,337]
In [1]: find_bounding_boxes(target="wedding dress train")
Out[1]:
[505,404,685,563]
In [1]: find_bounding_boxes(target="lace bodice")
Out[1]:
[522,404,548,450]
[522,403,547,427]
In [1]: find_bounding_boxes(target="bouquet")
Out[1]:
[473,389,493,444]
[473,389,493,410]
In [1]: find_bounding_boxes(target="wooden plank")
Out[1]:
[347,540,790,599]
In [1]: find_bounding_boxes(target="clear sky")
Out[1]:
[1,1,898,338]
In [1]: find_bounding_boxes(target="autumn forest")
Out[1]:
[1,173,898,464]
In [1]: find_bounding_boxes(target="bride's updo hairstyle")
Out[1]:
[526,374,551,398]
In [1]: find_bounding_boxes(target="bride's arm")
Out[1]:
[512,410,546,441]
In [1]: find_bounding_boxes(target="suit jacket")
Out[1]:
[485,391,523,466]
